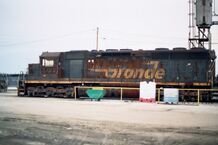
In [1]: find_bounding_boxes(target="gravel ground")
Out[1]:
[0,91,218,145]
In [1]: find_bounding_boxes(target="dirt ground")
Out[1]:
[0,91,218,145]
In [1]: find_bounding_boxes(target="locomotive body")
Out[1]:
[18,48,216,99]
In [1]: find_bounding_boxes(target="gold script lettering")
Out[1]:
[155,69,165,79]
[124,69,134,79]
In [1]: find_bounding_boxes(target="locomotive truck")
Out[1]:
[17,47,216,100]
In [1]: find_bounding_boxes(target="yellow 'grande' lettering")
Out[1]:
[133,69,144,79]
[107,69,118,78]
[90,61,166,80]
[116,69,124,78]
[155,69,165,79]
[124,69,134,79]
[144,69,151,79]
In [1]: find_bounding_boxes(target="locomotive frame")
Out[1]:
[17,47,216,100]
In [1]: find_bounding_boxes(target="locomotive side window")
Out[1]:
[42,59,54,67]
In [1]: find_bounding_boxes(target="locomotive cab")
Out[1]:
[40,52,63,79]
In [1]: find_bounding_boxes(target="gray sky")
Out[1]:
[0,0,218,73]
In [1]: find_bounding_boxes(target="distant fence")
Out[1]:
[7,74,20,87]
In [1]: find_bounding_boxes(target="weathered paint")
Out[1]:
[89,60,165,80]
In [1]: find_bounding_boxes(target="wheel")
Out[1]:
[65,88,73,98]
[27,91,32,97]
[32,91,36,97]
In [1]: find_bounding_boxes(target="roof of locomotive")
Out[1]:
[87,47,210,55]
[39,47,215,60]
[89,47,208,53]
[40,52,61,58]
[40,47,209,55]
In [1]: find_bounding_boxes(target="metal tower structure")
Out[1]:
[188,0,198,48]
[213,0,218,16]
[188,0,213,49]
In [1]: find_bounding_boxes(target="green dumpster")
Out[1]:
[86,87,106,101]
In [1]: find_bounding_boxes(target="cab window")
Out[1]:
[42,59,54,67]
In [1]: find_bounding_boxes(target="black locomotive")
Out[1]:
[17,47,216,100]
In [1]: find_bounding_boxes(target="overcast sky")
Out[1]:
[0,0,218,73]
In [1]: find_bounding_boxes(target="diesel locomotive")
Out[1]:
[17,47,216,100]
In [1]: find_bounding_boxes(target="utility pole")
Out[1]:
[96,27,99,51]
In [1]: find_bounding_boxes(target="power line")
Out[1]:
[0,27,213,48]
[0,29,94,47]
